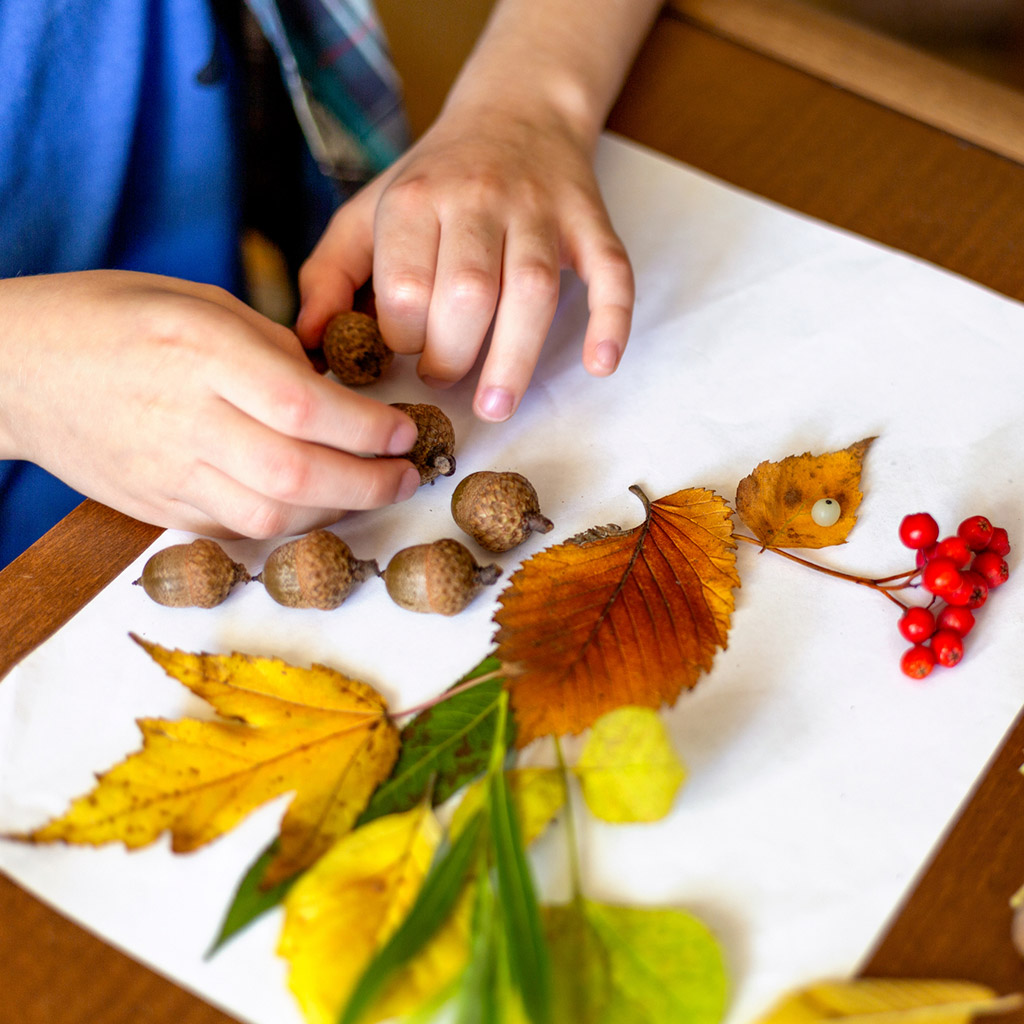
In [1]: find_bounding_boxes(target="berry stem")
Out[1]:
[733,533,913,609]
[391,666,507,720]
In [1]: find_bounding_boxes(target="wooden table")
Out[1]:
[4,3,1024,1021]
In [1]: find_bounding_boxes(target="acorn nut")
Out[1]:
[133,539,250,608]
[451,470,553,553]
[256,529,378,609]
[391,402,456,484]
[322,310,394,386]
[383,538,501,615]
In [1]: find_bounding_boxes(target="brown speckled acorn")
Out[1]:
[383,539,501,615]
[451,470,553,553]
[133,539,250,608]
[322,311,394,386]
[391,402,456,484]
[256,529,378,609]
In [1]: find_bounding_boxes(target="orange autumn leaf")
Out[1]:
[19,637,400,887]
[493,487,739,746]
[735,437,875,549]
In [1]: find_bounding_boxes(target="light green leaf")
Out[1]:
[543,898,728,1024]
[575,707,686,823]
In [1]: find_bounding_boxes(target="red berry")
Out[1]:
[921,557,963,598]
[934,535,972,568]
[958,515,993,551]
[986,527,1011,557]
[898,607,936,643]
[972,550,1009,588]
[900,512,940,550]
[945,570,988,608]
[937,605,975,636]
[931,629,965,668]
[901,644,936,679]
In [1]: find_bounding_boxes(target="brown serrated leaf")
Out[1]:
[16,638,400,887]
[493,487,739,746]
[735,437,875,549]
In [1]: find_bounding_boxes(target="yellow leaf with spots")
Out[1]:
[754,979,1022,1024]
[17,636,400,887]
[735,437,875,549]
[575,707,686,823]
[279,804,471,1024]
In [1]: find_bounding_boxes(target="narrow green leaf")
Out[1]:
[338,810,485,1024]
[207,840,294,956]
[456,864,502,1024]
[490,769,553,1024]
[359,656,514,825]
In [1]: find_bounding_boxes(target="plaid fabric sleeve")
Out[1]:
[244,0,410,190]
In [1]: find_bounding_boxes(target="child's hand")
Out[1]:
[297,111,634,423]
[0,271,420,537]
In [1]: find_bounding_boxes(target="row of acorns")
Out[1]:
[135,379,555,616]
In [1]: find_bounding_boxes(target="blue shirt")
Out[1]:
[0,0,241,567]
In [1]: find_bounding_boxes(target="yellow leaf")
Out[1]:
[450,767,567,846]
[735,438,875,549]
[754,979,1023,1024]
[21,638,400,886]
[575,707,686,823]
[279,805,470,1024]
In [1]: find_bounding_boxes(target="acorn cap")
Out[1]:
[257,530,378,609]
[390,403,457,484]
[383,538,500,615]
[451,470,553,553]
[323,311,394,386]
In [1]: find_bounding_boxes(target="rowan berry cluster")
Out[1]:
[897,512,1011,678]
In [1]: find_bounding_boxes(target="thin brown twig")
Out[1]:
[734,533,915,609]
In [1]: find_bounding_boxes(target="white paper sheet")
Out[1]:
[2,133,1023,1024]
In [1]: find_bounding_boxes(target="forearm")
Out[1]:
[441,0,663,148]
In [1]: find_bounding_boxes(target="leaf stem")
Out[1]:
[392,667,507,720]
[553,737,583,903]
[733,533,915,610]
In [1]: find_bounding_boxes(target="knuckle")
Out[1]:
[269,379,317,435]
[235,500,292,540]
[261,446,313,503]
[507,261,559,307]
[379,273,433,325]
[448,267,499,313]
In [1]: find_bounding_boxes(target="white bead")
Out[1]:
[811,498,841,527]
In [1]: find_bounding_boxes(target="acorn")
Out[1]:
[322,310,394,386]
[133,539,250,608]
[256,529,378,609]
[451,470,553,553]
[383,539,501,615]
[391,402,456,484]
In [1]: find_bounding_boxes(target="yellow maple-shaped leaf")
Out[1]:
[494,487,739,746]
[279,804,470,1024]
[755,979,1023,1024]
[735,437,875,549]
[575,707,686,823]
[21,637,400,887]
[450,767,567,845]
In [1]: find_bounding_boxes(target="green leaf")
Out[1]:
[207,840,294,956]
[489,768,553,1024]
[543,898,728,1024]
[359,657,514,824]
[338,810,485,1024]
[210,657,511,955]
[456,866,504,1024]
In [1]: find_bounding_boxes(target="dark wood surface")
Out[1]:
[3,8,1024,1022]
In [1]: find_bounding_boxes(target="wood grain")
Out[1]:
[3,7,1024,1023]
[0,501,161,680]
[668,0,1024,168]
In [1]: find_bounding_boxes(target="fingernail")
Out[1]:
[477,387,515,422]
[420,375,455,390]
[396,466,421,502]
[387,418,418,455]
[593,341,620,373]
